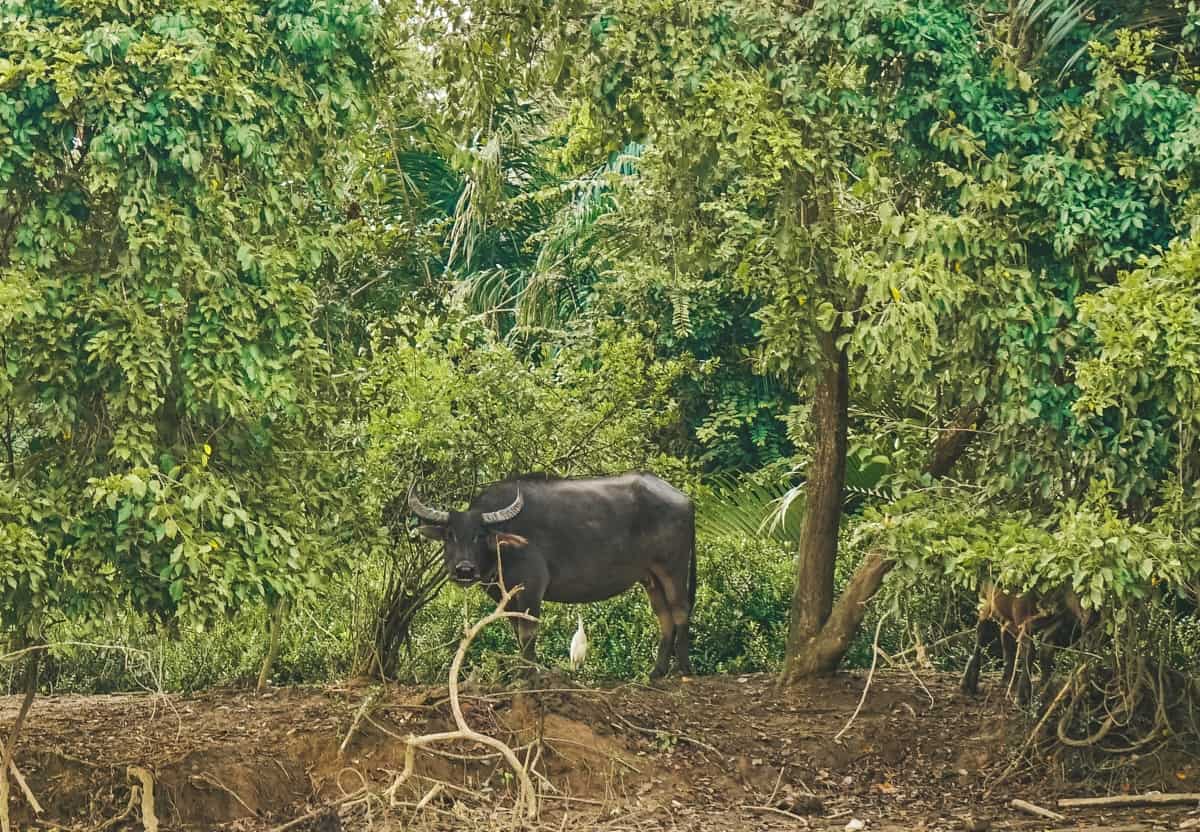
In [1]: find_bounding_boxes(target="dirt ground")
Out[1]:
[3,670,1198,831]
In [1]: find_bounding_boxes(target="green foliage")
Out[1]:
[348,314,688,673]
[1075,231,1200,512]
[861,489,1199,612]
[693,469,803,545]
[7,0,1200,736]
[0,0,378,639]
[363,314,687,505]
[34,575,365,693]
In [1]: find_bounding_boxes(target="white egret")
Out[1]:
[569,614,589,671]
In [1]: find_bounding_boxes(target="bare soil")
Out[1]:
[3,670,1198,831]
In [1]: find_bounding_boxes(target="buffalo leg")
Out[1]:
[649,563,693,676]
[513,617,538,665]
[672,607,694,676]
[504,567,548,677]
[1036,641,1057,693]
[960,619,988,695]
[644,577,676,680]
[506,590,542,677]
[1014,628,1034,706]
[1000,628,1018,686]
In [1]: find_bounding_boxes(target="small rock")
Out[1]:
[778,795,825,816]
[845,820,866,831]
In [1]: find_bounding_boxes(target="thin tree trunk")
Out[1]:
[257,598,288,694]
[1,646,40,832]
[781,329,849,681]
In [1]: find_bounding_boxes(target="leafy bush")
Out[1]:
[33,571,369,694]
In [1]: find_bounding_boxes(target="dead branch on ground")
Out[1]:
[382,582,539,819]
[1057,792,1200,809]
[1009,797,1064,821]
[833,608,889,743]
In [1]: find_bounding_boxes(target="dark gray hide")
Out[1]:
[410,472,696,679]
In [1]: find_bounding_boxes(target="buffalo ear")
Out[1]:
[416,525,446,541]
[489,532,529,550]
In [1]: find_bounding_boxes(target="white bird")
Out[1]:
[569,614,589,671]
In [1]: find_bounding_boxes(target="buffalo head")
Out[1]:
[408,486,528,585]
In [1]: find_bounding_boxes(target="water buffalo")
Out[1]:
[960,578,1095,705]
[409,472,696,679]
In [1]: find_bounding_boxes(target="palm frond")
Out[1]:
[446,133,503,270]
[1004,0,1190,76]
[515,142,645,328]
[696,474,804,545]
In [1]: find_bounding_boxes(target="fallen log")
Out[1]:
[1057,792,1200,809]
[1011,798,1065,821]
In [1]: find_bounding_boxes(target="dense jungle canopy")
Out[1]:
[1,0,1199,766]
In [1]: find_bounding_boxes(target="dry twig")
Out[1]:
[834,609,889,743]
[606,711,721,758]
[1,650,39,832]
[191,772,256,817]
[744,803,813,823]
[382,583,540,819]
[340,688,381,757]
[268,788,367,832]
[7,760,41,817]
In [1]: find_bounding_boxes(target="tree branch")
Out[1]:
[383,584,539,819]
[924,404,984,479]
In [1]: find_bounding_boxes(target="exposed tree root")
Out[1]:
[128,766,159,832]
[382,583,539,819]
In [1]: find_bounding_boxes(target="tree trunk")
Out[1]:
[781,553,895,679]
[781,329,849,681]
[256,598,288,694]
[779,370,985,683]
[1,646,40,832]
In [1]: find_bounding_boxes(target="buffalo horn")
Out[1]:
[481,490,523,524]
[407,484,449,524]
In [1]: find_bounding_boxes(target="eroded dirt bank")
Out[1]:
[3,671,1197,830]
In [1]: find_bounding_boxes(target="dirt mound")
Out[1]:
[3,672,1198,830]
